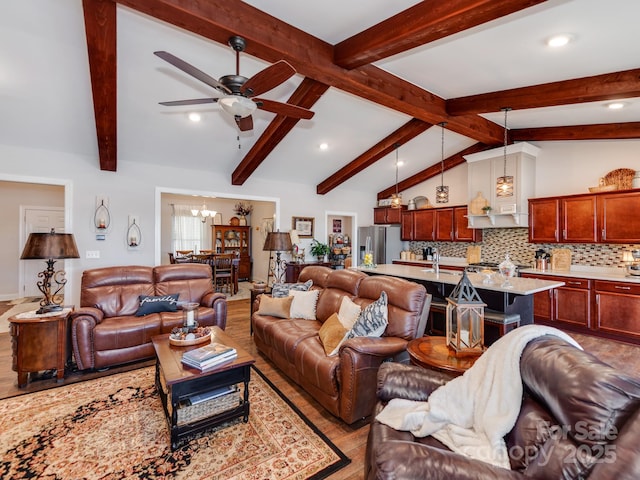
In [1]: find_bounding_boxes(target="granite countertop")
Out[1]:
[353,264,564,295]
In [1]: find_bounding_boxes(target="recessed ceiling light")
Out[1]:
[546,34,572,48]
[396,160,404,167]
[188,112,201,122]
[319,142,329,151]
[606,102,626,110]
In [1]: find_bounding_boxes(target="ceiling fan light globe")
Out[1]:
[219,96,256,118]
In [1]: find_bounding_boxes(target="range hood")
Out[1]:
[464,142,539,229]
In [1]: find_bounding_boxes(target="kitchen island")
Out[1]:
[352,264,564,342]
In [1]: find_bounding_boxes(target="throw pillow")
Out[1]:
[256,295,293,318]
[271,279,313,298]
[288,289,320,320]
[337,296,361,329]
[135,294,179,316]
[318,313,348,356]
[344,291,388,340]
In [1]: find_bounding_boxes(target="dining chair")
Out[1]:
[168,252,176,264]
[176,249,194,257]
[213,254,234,294]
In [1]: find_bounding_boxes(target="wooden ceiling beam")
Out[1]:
[512,122,640,141]
[376,143,494,200]
[316,119,432,195]
[83,0,117,171]
[447,68,640,116]
[232,78,330,185]
[116,0,504,145]
[334,0,547,69]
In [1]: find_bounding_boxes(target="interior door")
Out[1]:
[20,207,65,298]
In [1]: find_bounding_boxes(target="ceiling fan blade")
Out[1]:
[235,115,254,131]
[255,98,315,120]
[154,51,231,94]
[240,60,296,97]
[159,98,218,106]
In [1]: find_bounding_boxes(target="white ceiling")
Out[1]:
[1,0,639,195]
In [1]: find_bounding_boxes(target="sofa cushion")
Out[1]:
[93,315,162,351]
[345,291,388,340]
[289,289,320,320]
[257,295,293,318]
[135,294,179,316]
[338,295,361,329]
[318,313,348,356]
[271,279,313,298]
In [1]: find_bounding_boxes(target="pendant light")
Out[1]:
[435,122,449,203]
[496,107,514,197]
[390,143,402,208]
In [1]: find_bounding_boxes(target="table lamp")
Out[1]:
[263,231,292,284]
[20,228,80,314]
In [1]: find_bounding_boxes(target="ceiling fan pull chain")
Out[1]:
[237,134,241,150]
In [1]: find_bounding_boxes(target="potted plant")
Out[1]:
[481,205,493,214]
[310,239,330,261]
[233,202,253,225]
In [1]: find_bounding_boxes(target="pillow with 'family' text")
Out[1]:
[136,294,180,316]
[271,279,313,298]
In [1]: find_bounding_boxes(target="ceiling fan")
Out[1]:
[154,36,314,131]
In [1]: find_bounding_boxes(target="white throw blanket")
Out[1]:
[375,325,581,469]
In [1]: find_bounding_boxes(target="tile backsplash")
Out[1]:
[410,228,638,268]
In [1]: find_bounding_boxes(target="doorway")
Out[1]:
[325,211,357,269]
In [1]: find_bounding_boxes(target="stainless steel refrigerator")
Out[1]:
[358,225,404,265]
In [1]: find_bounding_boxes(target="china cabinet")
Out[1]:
[212,225,251,280]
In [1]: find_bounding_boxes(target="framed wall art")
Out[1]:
[292,216,314,238]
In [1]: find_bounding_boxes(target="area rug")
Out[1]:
[0,365,350,479]
[0,297,41,333]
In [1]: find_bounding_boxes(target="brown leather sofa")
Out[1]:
[70,264,227,370]
[252,266,431,424]
[366,335,640,479]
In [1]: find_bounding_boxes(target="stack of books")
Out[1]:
[181,342,237,370]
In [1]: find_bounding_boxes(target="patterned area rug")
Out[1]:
[0,366,350,479]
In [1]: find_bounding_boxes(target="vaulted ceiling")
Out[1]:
[4,1,640,200]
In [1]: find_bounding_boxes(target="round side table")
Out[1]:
[9,307,73,387]
[406,336,479,376]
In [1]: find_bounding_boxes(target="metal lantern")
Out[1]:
[446,271,486,356]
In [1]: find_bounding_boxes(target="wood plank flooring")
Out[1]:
[1,298,639,480]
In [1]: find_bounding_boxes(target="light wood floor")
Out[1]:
[2,299,639,480]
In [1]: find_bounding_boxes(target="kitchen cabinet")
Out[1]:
[374,206,405,224]
[529,190,640,244]
[594,280,640,341]
[520,274,591,328]
[402,206,480,242]
[212,225,251,280]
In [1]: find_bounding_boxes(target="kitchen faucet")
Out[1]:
[432,247,440,275]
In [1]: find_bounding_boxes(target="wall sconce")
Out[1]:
[496,108,514,198]
[20,229,80,314]
[446,271,486,357]
[127,215,142,248]
[94,196,111,231]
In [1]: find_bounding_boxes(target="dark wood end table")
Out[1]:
[9,307,73,387]
[152,327,255,450]
[407,336,479,376]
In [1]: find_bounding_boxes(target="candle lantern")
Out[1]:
[182,302,199,330]
[446,271,486,356]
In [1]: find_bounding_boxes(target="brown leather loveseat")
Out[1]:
[70,264,227,370]
[252,266,431,424]
[366,335,640,479]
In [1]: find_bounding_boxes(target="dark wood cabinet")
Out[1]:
[402,206,480,243]
[594,280,640,341]
[212,225,251,280]
[599,192,640,242]
[435,208,454,241]
[285,262,332,283]
[374,206,405,224]
[529,190,640,244]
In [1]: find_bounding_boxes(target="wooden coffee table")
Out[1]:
[152,326,255,450]
[407,336,479,376]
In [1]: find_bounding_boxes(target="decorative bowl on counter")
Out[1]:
[626,264,640,276]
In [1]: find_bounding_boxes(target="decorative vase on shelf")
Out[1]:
[239,215,247,226]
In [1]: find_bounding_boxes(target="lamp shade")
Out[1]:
[219,95,257,118]
[263,231,292,252]
[20,230,80,260]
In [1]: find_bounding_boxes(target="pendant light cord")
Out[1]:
[395,143,400,197]
[502,108,511,177]
[440,122,446,187]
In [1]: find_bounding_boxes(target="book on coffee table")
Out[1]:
[181,342,238,370]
